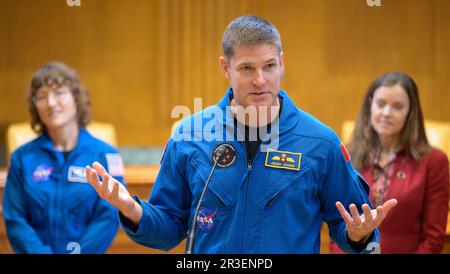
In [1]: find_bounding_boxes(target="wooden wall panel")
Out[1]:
[435,0,450,121]
[0,0,448,150]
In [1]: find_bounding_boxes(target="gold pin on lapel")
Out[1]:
[397,171,406,180]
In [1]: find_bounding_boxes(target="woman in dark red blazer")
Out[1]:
[331,72,449,254]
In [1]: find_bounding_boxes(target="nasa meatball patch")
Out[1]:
[196,207,217,232]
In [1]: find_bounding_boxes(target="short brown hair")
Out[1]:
[349,71,431,171]
[27,61,91,134]
[222,15,282,60]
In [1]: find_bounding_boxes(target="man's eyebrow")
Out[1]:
[236,62,253,67]
[236,58,278,67]
[264,58,278,63]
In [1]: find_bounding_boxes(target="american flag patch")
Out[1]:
[106,153,125,177]
[339,143,351,163]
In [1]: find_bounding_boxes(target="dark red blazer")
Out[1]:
[330,149,449,254]
[365,149,449,253]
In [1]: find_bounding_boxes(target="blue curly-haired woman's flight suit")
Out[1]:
[3,128,124,254]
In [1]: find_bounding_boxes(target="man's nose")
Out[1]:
[252,69,266,87]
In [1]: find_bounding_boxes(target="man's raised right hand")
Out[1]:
[86,162,142,226]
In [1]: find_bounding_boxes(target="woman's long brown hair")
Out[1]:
[349,72,431,171]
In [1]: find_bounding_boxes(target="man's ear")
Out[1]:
[279,51,285,77]
[279,51,284,69]
[219,56,230,79]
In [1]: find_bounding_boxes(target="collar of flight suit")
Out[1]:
[37,127,93,154]
[216,87,301,138]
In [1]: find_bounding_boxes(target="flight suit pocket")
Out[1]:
[192,153,243,208]
[190,158,235,253]
[255,163,313,210]
[195,160,233,210]
[27,197,46,226]
[64,185,98,230]
[23,185,48,227]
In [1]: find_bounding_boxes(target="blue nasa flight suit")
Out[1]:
[120,88,380,253]
[3,128,124,254]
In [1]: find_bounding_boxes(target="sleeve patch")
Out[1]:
[106,153,125,177]
[339,143,351,163]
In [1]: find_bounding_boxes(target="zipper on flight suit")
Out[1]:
[52,151,65,251]
[240,142,261,252]
[52,172,59,250]
[54,150,71,252]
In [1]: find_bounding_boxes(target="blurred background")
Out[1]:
[1,0,449,163]
[0,0,449,253]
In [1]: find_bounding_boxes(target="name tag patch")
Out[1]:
[68,166,88,183]
[265,149,301,171]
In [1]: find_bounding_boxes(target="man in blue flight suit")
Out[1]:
[86,15,397,253]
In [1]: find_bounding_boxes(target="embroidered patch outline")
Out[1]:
[264,149,302,171]
[67,166,88,183]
